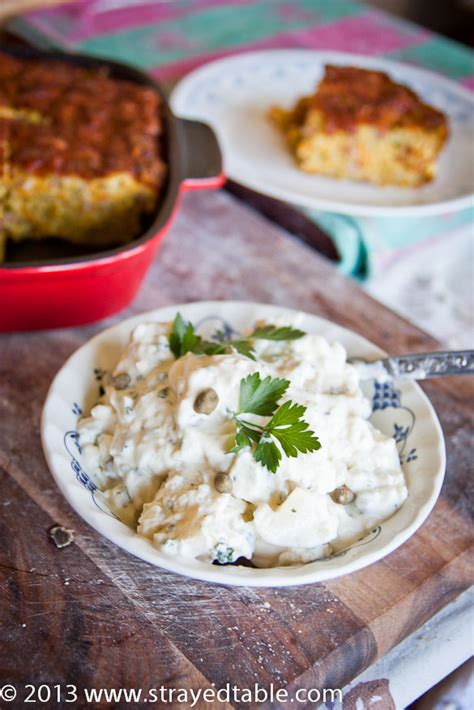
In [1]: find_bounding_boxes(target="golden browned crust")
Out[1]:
[0,52,165,186]
[311,65,448,134]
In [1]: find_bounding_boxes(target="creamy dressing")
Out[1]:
[78,319,407,567]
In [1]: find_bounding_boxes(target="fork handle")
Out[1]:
[383,350,474,379]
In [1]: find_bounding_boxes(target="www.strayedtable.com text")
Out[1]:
[0,682,343,705]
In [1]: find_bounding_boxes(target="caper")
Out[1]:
[111,372,131,390]
[330,485,356,505]
[193,388,218,414]
[214,472,232,494]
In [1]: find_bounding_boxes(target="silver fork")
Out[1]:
[351,350,474,381]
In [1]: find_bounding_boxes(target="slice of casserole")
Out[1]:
[269,65,448,187]
[0,53,166,261]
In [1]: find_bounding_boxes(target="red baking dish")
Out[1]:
[0,46,225,332]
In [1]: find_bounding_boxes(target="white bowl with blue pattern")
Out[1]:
[171,50,474,217]
[41,302,445,586]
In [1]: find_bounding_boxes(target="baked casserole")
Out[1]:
[269,65,449,187]
[0,52,166,261]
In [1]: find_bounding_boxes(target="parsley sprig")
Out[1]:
[230,373,321,473]
[251,325,306,341]
[169,313,205,359]
[168,313,305,361]
[167,316,320,473]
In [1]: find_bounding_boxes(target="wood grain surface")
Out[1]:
[0,190,472,708]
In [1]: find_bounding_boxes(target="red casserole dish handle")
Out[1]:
[177,118,226,192]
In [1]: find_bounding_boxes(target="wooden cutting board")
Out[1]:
[0,190,472,708]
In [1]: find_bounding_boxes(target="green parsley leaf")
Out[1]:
[230,375,321,473]
[169,313,224,358]
[267,399,307,427]
[230,424,261,453]
[230,339,256,361]
[181,322,202,356]
[265,400,321,458]
[254,438,282,474]
[251,325,306,341]
[169,316,306,361]
[169,313,187,358]
[210,330,256,360]
[199,340,227,356]
[230,429,252,454]
[238,372,289,416]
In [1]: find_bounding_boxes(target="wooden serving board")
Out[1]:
[0,190,472,708]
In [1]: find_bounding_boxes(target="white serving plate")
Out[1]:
[41,301,445,586]
[171,50,474,217]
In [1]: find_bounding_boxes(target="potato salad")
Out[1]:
[78,315,407,568]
